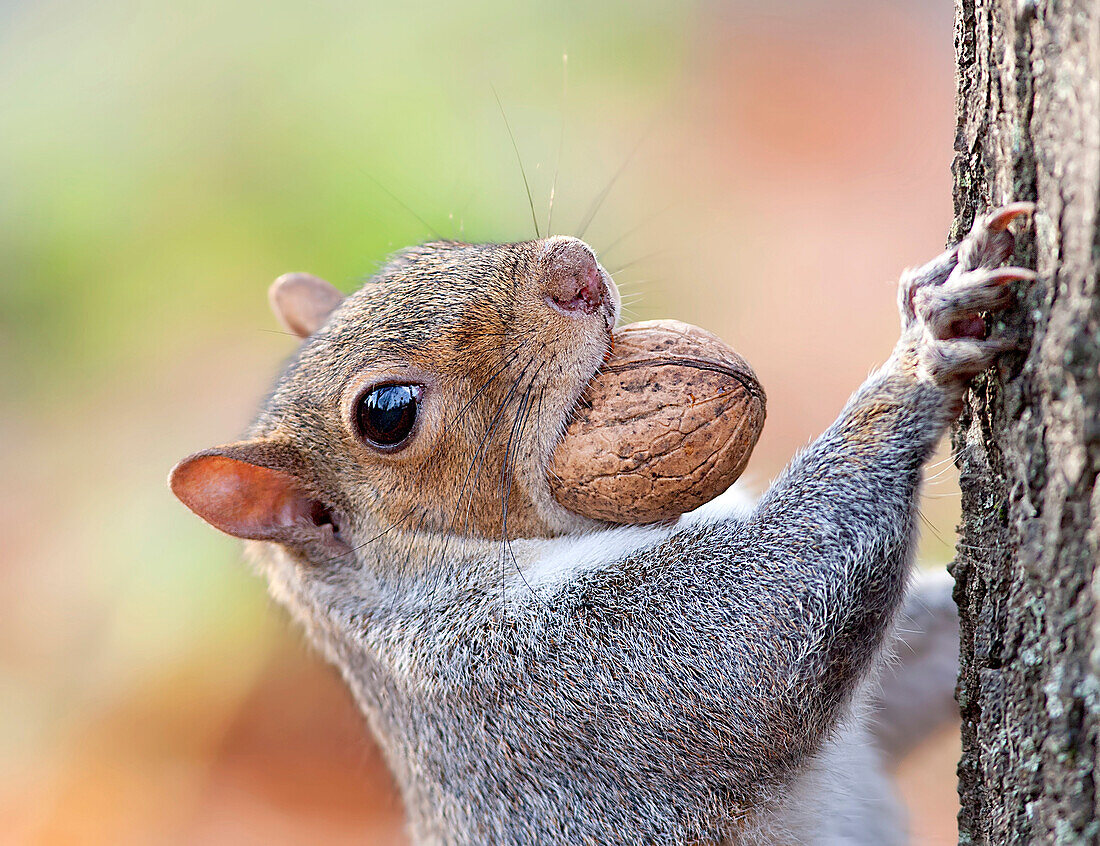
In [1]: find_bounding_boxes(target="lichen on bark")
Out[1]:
[949,0,1100,843]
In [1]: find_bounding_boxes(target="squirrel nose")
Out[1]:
[544,241,608,317]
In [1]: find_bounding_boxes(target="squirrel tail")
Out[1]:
[867,568,960,763]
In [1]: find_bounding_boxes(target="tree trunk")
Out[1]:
[950,0,1100,842]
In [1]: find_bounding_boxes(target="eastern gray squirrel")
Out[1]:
[171,204,1035,844]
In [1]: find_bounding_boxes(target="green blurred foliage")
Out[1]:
[0,0,688,404]
[0,0,694,801]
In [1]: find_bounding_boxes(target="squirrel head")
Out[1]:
[170,236,620,564]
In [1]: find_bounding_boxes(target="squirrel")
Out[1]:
[171,203,1035,845]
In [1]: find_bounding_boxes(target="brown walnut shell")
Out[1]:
[548,320,766,524]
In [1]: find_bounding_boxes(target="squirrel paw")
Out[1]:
[902,203,1036,385]
[898,202,1034,331]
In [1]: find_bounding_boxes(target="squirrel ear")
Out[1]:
[169,440,347,554]
[268,272,345,338]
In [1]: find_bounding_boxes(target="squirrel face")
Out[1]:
[171,235,620,563]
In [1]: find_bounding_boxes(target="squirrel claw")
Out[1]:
[954,203,1034,276]
[982,201,1035,233]
[917,263,1035,340]
[983,267,1038,284]
[896,204,1034,331]
[921,336,1021,384]
[906,202,1037,383]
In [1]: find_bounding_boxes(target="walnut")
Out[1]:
[549,320,766,524]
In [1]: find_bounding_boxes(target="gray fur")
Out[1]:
[870,570,960,764]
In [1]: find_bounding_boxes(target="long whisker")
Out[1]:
[452,184,481,241]
[500,376,548,607]
[575,124,651,240]
[425,344,536,588]
[499,367,540,545]
[926,453,958,471]
[446,349,533,534]
[606,249,668,276]
[547,52,568,237]
[599,203,675,259]
[363,172,443,240]
[916,506,949,548]
[447,342,528,429]
[955,541,1013,553]
[498,380,533,610]
[322,342,530,571]
[259,328,306,338]
[493,86,541,239]
[459,351,541,537]
[611,278,652,290]
[461,355,537,539]
[314,498,423,568]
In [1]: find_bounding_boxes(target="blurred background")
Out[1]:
[1,0,964,843]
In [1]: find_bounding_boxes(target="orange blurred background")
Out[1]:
[1,1,963,843]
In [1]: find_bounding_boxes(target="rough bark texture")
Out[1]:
[950,0,1100,843]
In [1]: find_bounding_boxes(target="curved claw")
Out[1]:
[983,202,1035,233]
[946,266,1039,290]
[984,267,1038,285]
[955,205,1034,276]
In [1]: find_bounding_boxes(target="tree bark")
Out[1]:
[950,0,1100,842]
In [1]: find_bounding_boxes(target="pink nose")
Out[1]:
[544,243,606,316]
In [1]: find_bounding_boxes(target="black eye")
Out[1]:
[355,384,422,449]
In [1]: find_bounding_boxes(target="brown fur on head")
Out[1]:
[171,236,620,562]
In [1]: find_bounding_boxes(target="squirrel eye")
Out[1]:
[355,384,421,449]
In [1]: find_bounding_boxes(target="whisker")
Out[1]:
[916,506,949,548]
[606,249,669,276]
[926,454,957,470]
[363,172,444,240]
[922,466,956,484]
[575,123,652,240]
[498,380,531,602]
[448,342,528,429]
[427,345,537,584]
[598,203,675,259]
[547,52,568,237]
[493,86,541,239]
[313,500,422,567]
[460,351,542,537]
[498,369,549,608]
[452,383,520,538]
[451,185,481,241]
[954,541,1013,552]
[259,328,306,338]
